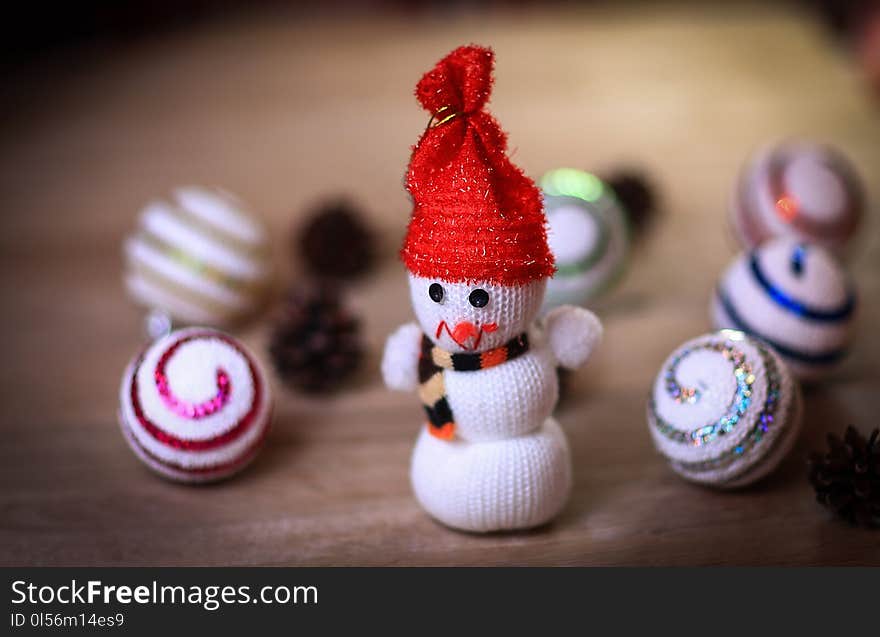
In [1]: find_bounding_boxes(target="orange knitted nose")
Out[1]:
[452,321,479,344]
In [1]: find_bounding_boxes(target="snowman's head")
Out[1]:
[408,274,546,352]
[400,46,556,352]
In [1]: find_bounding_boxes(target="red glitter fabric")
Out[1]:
[401,45,555,285]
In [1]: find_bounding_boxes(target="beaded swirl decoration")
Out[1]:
[119,327,272,483]
[155,336,232,418]
[648,330,798,486]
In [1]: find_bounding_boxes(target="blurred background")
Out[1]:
[1,0,879,565]
[3,1,880,62]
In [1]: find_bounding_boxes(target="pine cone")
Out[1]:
[809,0,865,41]
[269,285,364,393]
[605,170,656,237]
[297,200,376,279]
[808,426,880,528]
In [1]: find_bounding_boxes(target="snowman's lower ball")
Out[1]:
[118,327,272,483]
[410,418,571,532]
[712,238,855,381]
[730,141,864,257]
[541,170,630,310]
[648,330,802,488]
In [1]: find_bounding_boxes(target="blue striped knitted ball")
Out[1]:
[712,238,856,381]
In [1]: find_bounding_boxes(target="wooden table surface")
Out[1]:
[2,3,879,566]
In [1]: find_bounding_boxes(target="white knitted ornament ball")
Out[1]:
[124,187,273,327]
[540,169,630,310]
[730,141,864,257]
[648,330,802,488]
[118,327,272,483]
[712,238,856,381]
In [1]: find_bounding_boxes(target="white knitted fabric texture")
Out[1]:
[385,275,602,532]
[411,418,572,532]
[408,275,546,353]
[119,328,272,483]
[381,322,423,392]
[444,327,558,441]
[712,237,854,380]
[124,187,272,326]
[543,192,629,310]
[647,330,802,488]
[544,305,604,370]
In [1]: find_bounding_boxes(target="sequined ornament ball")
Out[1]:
[118,327,273,483]
[647,329,802,488]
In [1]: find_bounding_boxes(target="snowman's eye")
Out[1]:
[469,288,489,308]
[428,283,444,303]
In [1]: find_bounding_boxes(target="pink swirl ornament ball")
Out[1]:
[119,328,272,483]
[647,330,802,488]
[730,141,864,257]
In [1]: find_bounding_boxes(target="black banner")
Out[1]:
[3,568,878,633]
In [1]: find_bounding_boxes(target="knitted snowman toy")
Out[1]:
[381,46,602,533]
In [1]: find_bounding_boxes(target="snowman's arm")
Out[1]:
[544,305,603,370]
[381,322,423,392]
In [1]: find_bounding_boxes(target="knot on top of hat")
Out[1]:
[401,45,554,286]
[409,45,509,174]
[416,45,494,117]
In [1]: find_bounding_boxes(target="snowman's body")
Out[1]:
[445,326,558,442]
[413,325,569,532]
[383,276,600,533]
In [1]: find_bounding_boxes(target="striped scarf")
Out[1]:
[418,332,530,440]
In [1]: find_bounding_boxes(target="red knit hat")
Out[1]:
[401,45,555,286]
